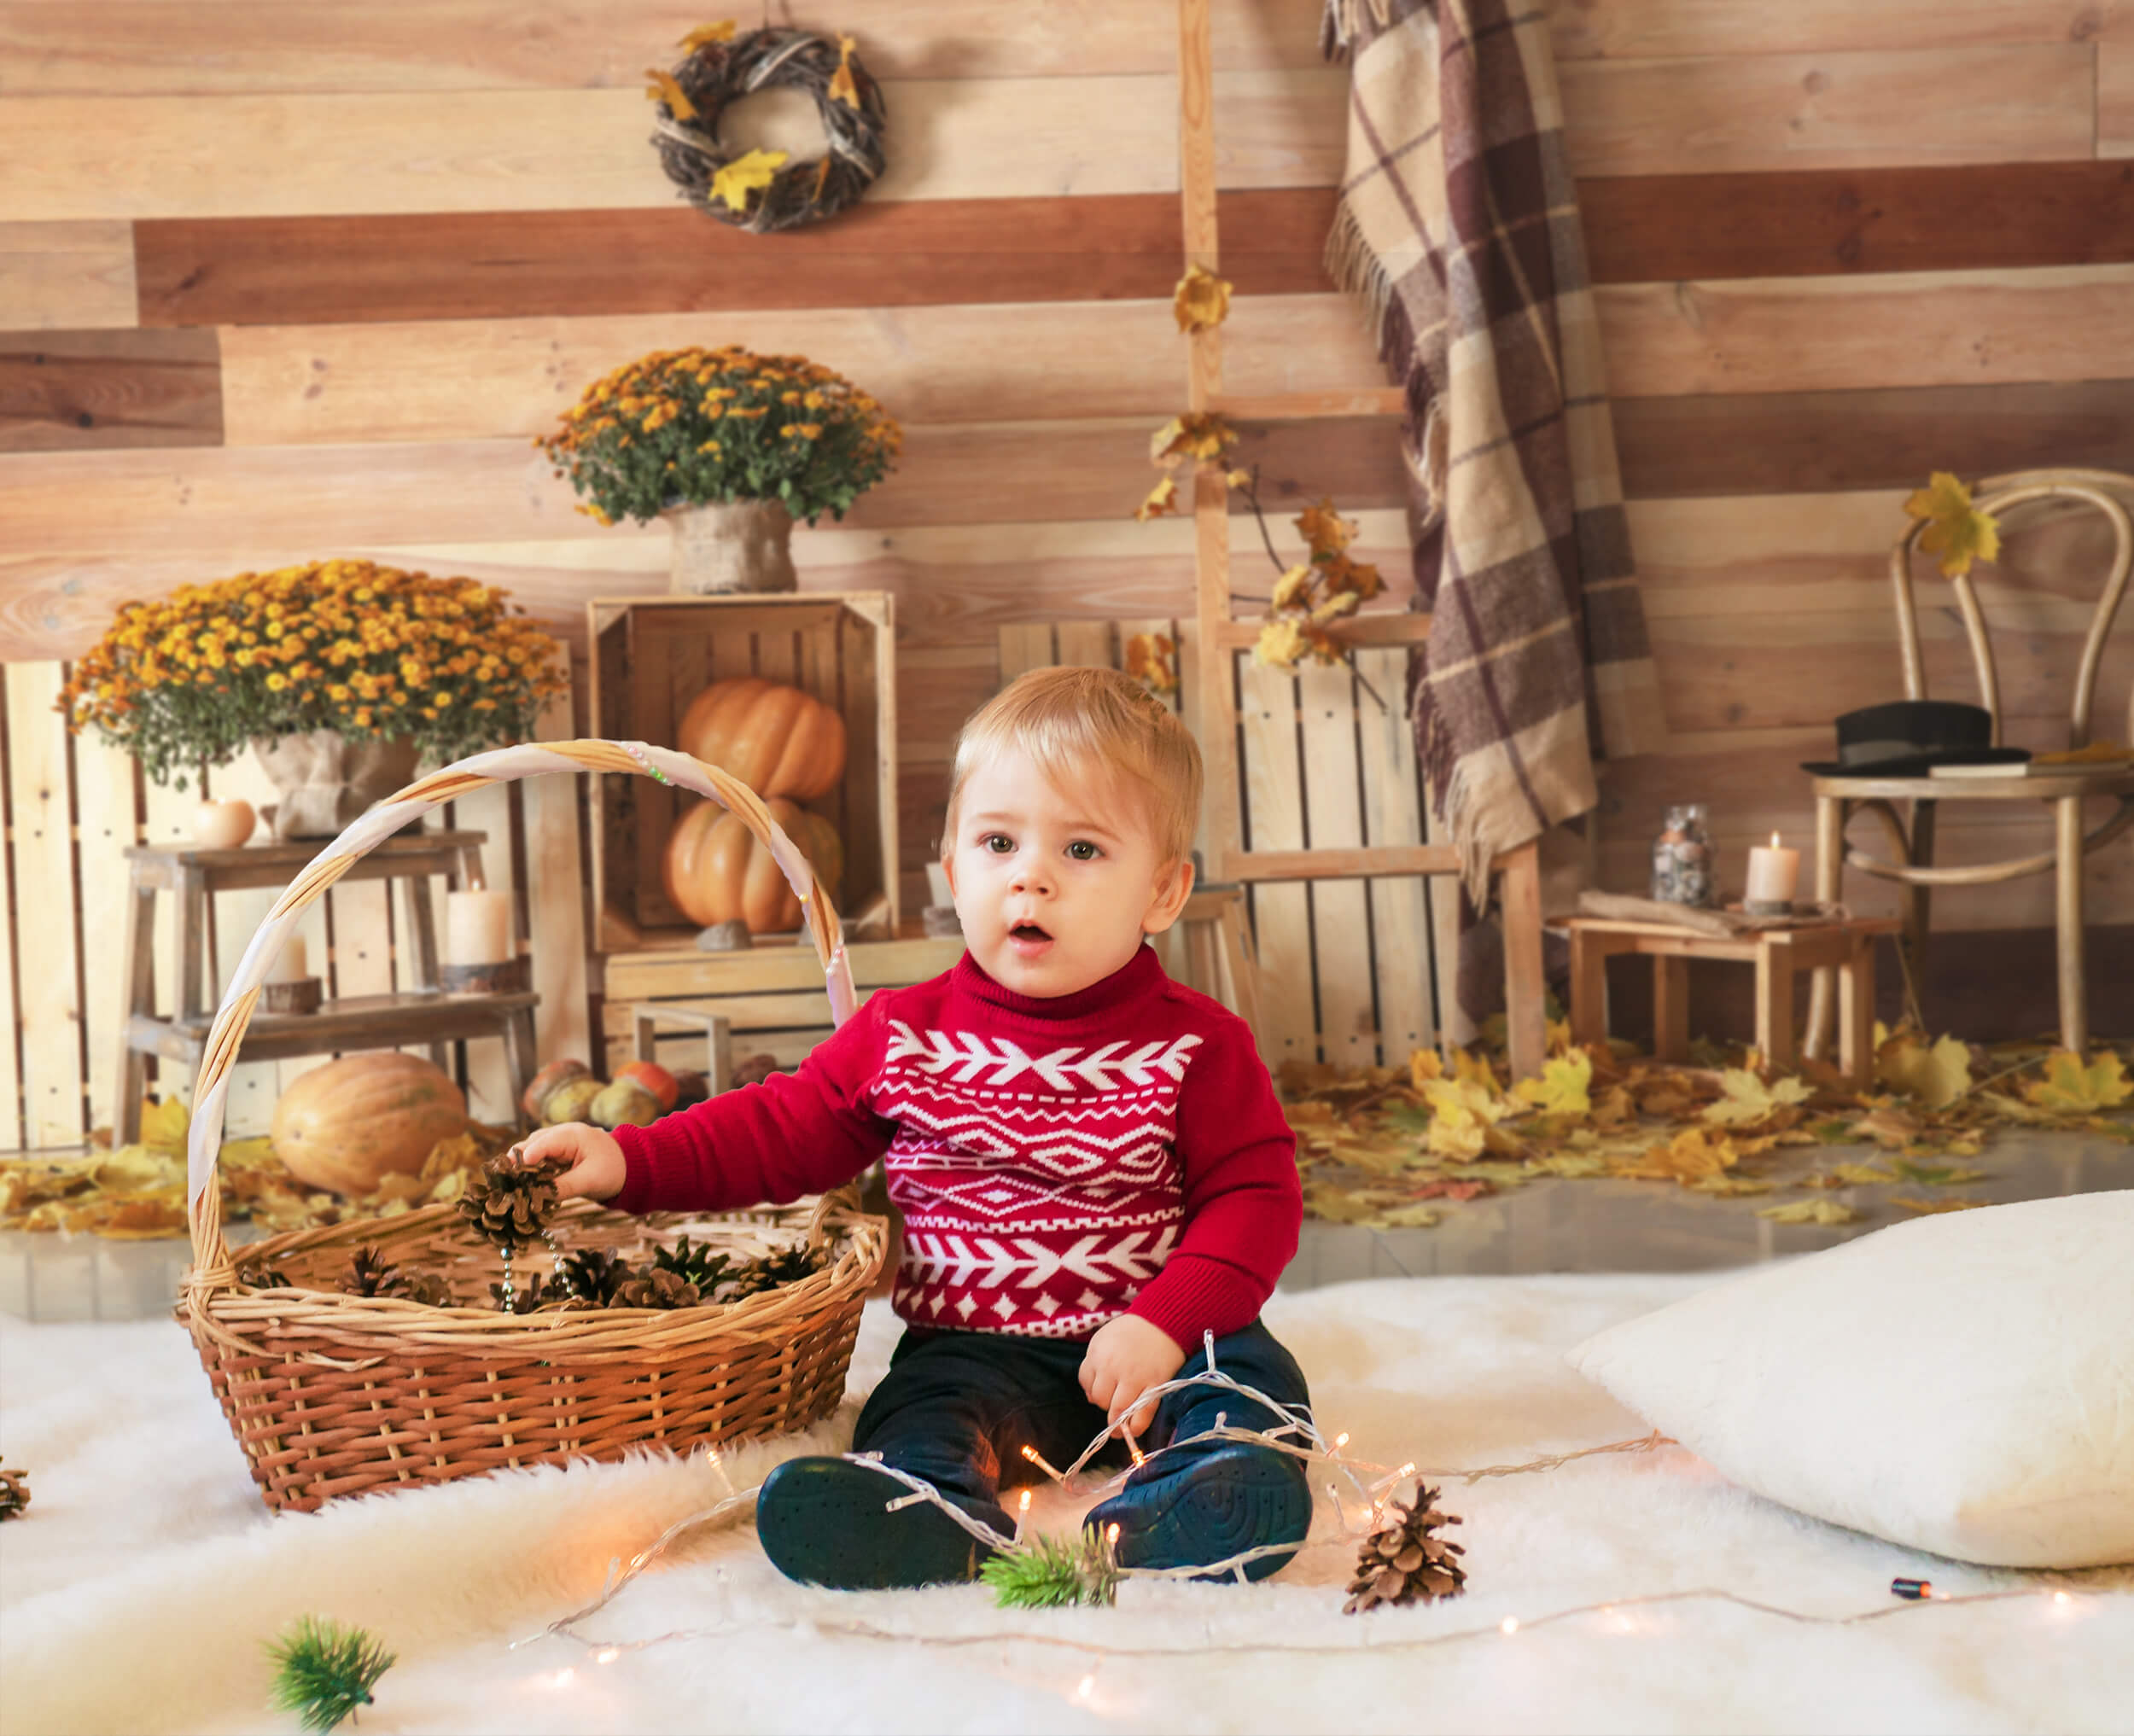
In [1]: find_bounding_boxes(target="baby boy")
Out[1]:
[524,666,1313,1589]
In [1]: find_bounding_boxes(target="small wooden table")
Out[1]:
[115,830,537,1143]
[1562,913,1901,1084]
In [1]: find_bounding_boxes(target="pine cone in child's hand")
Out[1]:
[1344,1483,1466,1613]
[611,1267,700,1310]
[456,1152,563,1253]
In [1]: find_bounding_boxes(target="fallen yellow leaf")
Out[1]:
[141,1096,189,1152]
[1892,1196,1987,1215]
[1875,1029,1973,1109]
[1408,1048,1446,1088]
[2023,1049,2132,1113]
[1700,1068,1812,1127]
[708,147,788,212]
[1514,1049,1594,1117]
[1758,1198,1862,1226]
[1610,1127,1738,1184]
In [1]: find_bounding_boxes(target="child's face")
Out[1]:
[943,746,1193,999]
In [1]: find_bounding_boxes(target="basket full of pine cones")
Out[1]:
[174,741,888,1514]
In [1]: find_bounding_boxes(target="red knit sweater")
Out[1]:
[611,944,1301,1349]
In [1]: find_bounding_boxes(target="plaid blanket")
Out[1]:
[1322,0,1666,899]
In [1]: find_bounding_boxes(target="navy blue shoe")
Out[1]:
[756,1457,998,1590]
[1082,1443,1312,1582]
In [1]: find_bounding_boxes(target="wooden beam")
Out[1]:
[1228,845,1463,883]
[0,328,221,452]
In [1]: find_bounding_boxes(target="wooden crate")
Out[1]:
[586,592,899,954]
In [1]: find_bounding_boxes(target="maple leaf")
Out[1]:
[1294,498,1355,557]
[1851,1106,1922,1149]
[1888,1158,1988,1186]
[1758,1198,1862,1226]
[1701,1069,1812,1127]
[1173,264,1233,334]
[1514,1050,1593,1117]
[140,1096,189,1152]
[1134,477,1179,522]
[708,147,788,212]
[2023,1049,2132,1113]
[1270,563,1315,610]
[827,33,861,108]
[1310,590,1362,624]
[1320,552,1385,601]
[1589,1083,1636,1130]
[1254,618,1309,670]
[1304,1183,1380,1224]
[679,20,737,51]
[644,67,699,121]
[1687,1174,1775,1197]
[1805,1162,1896,1189]
[1123,631,1179,695]
[1420,1077,1513,1162]
[1904,471,2002,578]
[1410,1177,1492,1203]
[1610,1127,1738,1184]
[1530,1150,1610,1179]
[1875,1029,1973,1109]
[1892,1196,1987,1215]
[1408,1048,1445,1089]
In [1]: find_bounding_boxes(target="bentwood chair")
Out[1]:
[1803,469,2134,1059]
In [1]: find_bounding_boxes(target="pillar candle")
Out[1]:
[446,888,514,965]
[1744,832,1800,909]
[263,933,306,984]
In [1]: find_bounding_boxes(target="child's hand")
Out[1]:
[510,1124,627,1202]
[1079,1314,1187,1438]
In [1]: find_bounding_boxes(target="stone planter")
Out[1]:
[665,498,797,595]
[250,732,421,840]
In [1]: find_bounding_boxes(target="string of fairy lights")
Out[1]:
[510,1331,2118,1681]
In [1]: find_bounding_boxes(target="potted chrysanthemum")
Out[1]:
[538,345,903,594]
[58,561,568,837]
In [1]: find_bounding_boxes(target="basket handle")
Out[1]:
[184,739,854,1275]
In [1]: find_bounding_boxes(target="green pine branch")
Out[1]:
[980,1529,1119,1609]
[265,1615,396,1734]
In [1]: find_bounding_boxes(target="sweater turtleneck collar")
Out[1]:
[951,941,1163,1022]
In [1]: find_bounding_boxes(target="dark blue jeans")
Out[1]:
[852,1318,1312,1536]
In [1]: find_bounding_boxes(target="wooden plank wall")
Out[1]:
[2,1,2131,1138]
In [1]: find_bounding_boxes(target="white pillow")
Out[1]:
[1566,1189,2134,1568]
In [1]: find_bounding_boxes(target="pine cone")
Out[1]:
[557,1246,633,1305]
[650,1234,730,1292]
[0,1459,28,1522]
[340,1245,397,1296]
[488,1271,559,1314]
[1344,1484,1466,1614]
[611,1267,700,1310]
[731,1052,780,1089]
[455,1155,562,1254]
[708,1242,823,1302]
[236,1256,291,1289]
[381,1267,453,1307]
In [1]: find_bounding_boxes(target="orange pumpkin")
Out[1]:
[676,676,847,801]
[663,796,845,932]
[270,1052,467,1197]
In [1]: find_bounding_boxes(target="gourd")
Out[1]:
[663,796,843,933]
[675,677,847,801]
[270,1052,467,1197]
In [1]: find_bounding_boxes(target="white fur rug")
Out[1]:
[4,1273,2131,1736]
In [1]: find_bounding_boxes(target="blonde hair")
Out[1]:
[944,666,1202,870]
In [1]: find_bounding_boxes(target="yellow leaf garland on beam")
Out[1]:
[1134,477,1180,522]
[1173,264,1233,334]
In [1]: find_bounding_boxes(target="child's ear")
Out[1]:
[1141,855,1196,935]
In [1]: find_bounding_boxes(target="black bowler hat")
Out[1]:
[1801,700,2032,778]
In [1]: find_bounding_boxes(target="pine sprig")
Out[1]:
[979,1529,1119,1609]
[264,1615,395,1734]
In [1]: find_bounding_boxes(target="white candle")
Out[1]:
[446,888,514,965]
[1745,831,1800,910]
[263,933,307,984]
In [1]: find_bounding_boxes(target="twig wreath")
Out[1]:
[646,22,887,233]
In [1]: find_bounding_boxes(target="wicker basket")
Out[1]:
[177,739,887,1513]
